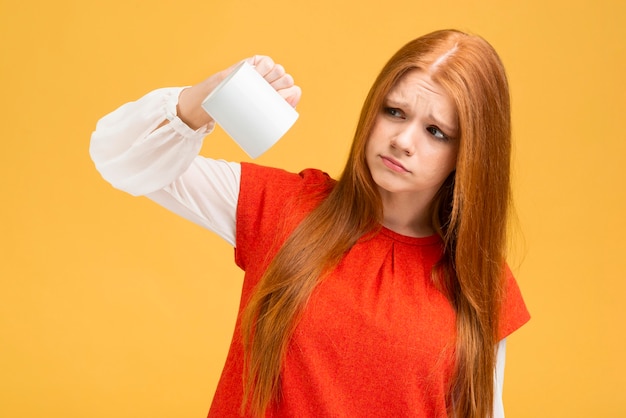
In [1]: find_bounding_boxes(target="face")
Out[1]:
[365,70,459,204]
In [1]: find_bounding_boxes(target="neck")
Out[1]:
[379,190,435,237]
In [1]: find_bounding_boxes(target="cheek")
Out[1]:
[364,134,378,160]
[427,146,458,179]
[367,118,385,144]
[364,143,375,173]
[439,141,459,169]
[366,125,390,157]
[362,134,380,175]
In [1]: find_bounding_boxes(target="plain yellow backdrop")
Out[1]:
[1,0,625,417]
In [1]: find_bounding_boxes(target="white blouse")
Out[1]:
[89,87,508,417]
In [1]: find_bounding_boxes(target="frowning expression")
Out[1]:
[366,69,459,201]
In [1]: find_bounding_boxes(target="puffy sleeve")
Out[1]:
[89,87,241,246]
[90,87,214,196]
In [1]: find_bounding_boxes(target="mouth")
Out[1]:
[380,155,410,173]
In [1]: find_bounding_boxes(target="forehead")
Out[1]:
[387,70,452,105]
[386,69,458,129]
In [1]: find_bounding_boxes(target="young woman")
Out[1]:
[91,29,530,418]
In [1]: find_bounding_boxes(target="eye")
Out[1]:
[426,125,450,141]
[383,107,405,119]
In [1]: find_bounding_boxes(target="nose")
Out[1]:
[391,125,417,156]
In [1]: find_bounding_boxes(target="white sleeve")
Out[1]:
[146,158,240,246]
[492,338,507,418]
[90,87,240,246]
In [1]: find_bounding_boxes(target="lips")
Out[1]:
[380,155,410,173]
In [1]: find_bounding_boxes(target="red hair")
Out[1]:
[241,29,512,418]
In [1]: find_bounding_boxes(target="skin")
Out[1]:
[365,70,459,237]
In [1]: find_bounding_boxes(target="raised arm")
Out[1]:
[90,56,301,245]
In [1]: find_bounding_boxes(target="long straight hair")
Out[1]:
[241,29,512,418]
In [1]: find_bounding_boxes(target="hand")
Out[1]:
[177,56,302,130]
[245,55,302,108]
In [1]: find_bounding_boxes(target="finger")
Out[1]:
[251,55,275,77]
[278,85,302,108]
[244,55,264,67]
[243,55,300,106]
[269,73,294,91]
[264,64,286,84]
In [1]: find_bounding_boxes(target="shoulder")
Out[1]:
[235,163,336,270]
[240,162,334,190]
[239,163,335,211]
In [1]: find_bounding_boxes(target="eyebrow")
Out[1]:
[428,113,458,136]
[384,97,458,135]
[384,96,409,109]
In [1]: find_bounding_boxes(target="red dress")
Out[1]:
[208,163,530,417]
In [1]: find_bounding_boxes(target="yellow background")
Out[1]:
[1,0,625,417]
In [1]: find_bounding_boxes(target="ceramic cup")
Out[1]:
[201,61,299,158]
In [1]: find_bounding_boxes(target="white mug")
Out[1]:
[201,61,299,158]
